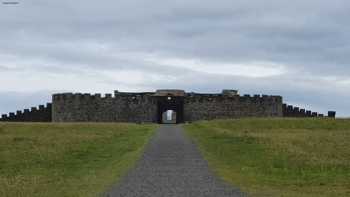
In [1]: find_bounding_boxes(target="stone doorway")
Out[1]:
[155,90,184,124]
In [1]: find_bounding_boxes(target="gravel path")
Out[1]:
[105,124,245,197]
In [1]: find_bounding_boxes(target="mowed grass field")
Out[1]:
[184,118,350,197]
[0,123,157,197]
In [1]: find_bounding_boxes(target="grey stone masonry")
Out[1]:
[52,91,157,123]
[282,104,333,118]
[183,93,283,122]
[0,103,52,122]
[52,89,283,123]
[0,89,336,123]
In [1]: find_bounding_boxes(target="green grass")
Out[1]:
[0,122,157,197]
[184,118,350,197]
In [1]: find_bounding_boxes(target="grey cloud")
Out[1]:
[0,0,349,116]
[0,65,10,70]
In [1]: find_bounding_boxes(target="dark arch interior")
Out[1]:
[157,96,184,124]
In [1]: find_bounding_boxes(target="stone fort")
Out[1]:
[0,89,336,123]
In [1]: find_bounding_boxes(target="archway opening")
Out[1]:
[162,110,177,124]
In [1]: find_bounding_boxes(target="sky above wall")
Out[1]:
[0,0,349,117]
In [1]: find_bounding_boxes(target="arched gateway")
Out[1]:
[154,90,185,124]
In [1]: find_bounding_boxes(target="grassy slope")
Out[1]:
[184,118,350,197]
[0,123,157,197]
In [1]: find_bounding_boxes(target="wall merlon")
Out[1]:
[74,93,83,99]
[61,93,73,99]
[82,93,91,99]
[292,107,299,116]
[53,94,61,100]
[274,96,283,102]
[306,110,312,116]
[328,111,336,118]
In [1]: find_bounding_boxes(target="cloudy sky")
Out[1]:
[0,0,349,116]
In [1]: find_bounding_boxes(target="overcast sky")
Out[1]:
[0,0,349,117]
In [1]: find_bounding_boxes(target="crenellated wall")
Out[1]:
[52,91,157,122]
[0,89,336,123]
[52,91,284,122]
[184,94,283,121]
[282,104,336,118]
[0,103,52,122]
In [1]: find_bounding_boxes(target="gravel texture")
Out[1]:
[105,124,245,197]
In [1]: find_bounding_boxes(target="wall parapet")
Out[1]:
[282,103,335,118]
[184,94,282,103]
[0,103,52,122]
[1,89,337,123]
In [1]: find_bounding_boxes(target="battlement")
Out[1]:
[1,89,336,123]
[51,89,287,122]
[282,104,336,118]
[0,103,52,122]
[185,93,282,103]
[52,91,156,101]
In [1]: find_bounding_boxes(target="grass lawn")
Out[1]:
[0,122,157,197]
[184,118,350,197]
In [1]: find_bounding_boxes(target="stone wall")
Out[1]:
[184,94,283,121]
[282,104,336,118]
[0,89,336,123]
[0,103,52,122]
[52,92,157,123]
[52,91,284,123]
